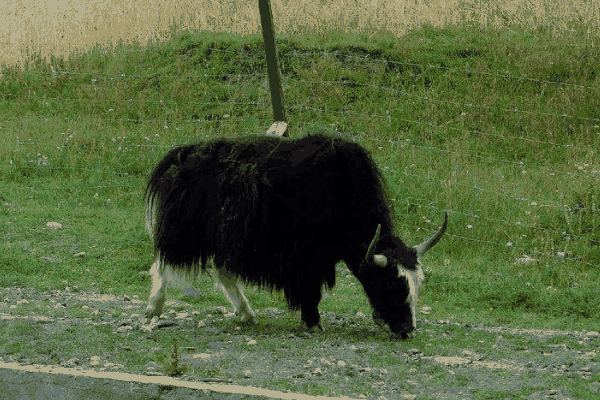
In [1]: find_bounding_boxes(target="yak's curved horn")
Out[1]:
[364,224,382,263]
[414,212,448,256]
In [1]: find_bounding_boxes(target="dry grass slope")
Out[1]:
[2,0,599,67]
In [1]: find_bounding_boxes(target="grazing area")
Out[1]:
[1,0,599,398]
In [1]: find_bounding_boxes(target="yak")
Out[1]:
[144,133,447,337]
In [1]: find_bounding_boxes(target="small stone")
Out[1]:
[146,361,160,372]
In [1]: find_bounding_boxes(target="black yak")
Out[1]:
[144,133,447,337]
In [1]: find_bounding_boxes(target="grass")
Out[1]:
[0,7,600,399]
[3,19,599,332]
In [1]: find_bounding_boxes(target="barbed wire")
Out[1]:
[5,82,597,136]
[8,110,596,211]
[322,78,599,128]
[3,48,598,154]
[8,106,596,187]
[4,46,598,105]
[4,94,593,160]
[402,199,597,249]
[291,104,595,154]
[26,44,598,92]
[4,177,594,267]
[7,150,590,217]
[8,122,596,206]
[7,147,597,249]
[2,47,597,267]
[335,54,599,91]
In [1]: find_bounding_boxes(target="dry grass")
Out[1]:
[2,0,598,67]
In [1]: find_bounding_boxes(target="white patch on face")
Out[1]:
[397,262,425,329]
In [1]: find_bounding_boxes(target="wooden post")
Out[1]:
[258,0,288,136]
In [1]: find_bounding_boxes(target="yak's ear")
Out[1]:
[373,254,388,267]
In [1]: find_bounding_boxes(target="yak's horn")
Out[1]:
[364,224,382,262]
[414,211,448,256]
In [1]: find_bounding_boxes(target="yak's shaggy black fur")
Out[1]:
[146,133,418,331]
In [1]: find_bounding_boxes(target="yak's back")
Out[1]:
[146,133,394,272]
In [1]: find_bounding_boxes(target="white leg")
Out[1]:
[146,258,166,318]
[215,267,257,324]
[145,201,167,318]
[145,256,202,319]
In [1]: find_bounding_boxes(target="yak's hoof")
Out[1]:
[372,310,385,326]
[238,311,258,325]
[306,323,325,333]
[240,315,259,325]
[145,304,163,319]
[145,309,160,320]
[395,331,411,340]
[145,297,165,320]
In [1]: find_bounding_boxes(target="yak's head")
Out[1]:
[358,212,448,338]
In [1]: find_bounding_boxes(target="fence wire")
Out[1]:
[2,47,598,267]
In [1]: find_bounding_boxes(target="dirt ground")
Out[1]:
[1,286,599,399]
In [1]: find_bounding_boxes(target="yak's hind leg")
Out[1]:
[145,257,201,318]
[146,258,166,318]
[214,267,257,324]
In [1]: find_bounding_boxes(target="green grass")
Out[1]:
[1,20,599,339]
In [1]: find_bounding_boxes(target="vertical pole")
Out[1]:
[258,0,287,134]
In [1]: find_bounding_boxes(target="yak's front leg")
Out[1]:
[297,286,325,332]
[215,267,257,324]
